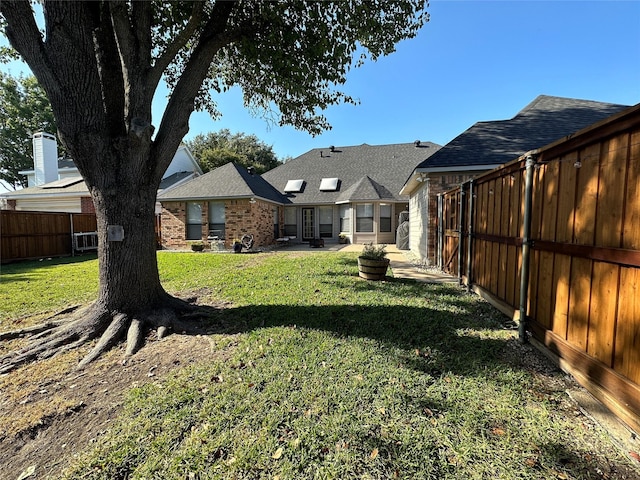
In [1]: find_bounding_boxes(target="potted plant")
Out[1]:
[357,243,390,280]
[338,233,349,244]
[189,241,205,252]
[232,238,243,253]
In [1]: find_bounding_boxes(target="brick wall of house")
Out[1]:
[160,199,279,250]
[161,201,188,249]
[80,196,96,214]
[225,199,276,248]
[425,173,476,265]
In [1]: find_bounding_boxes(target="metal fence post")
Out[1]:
[458,186,464,285]
[466,180,474,292]
[519,154,537,343]
[437,194,443,269]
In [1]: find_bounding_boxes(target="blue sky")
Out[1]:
[183,0,640,159]
[2,0,640,163]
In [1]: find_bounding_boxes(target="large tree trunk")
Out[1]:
[92,167,165,313]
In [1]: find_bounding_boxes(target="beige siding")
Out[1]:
[409,182,429,260]
[15,197,82,213]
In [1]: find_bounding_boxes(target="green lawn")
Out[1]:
[1,252,635,479]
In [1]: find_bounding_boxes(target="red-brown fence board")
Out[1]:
[1,210,97,263]
[438,104,640,432]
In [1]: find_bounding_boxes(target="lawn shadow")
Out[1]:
[0,254,98,285]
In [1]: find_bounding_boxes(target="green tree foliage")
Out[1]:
[186,129,282,174]
[0,72,57,189]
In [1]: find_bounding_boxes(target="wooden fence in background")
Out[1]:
[438,104,640,433]
[1,210,97,263]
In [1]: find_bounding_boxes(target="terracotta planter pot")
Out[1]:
[357,257,390,280]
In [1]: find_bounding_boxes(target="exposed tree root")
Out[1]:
[0,296,220,375]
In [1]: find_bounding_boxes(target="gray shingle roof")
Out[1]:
[2,177,89,196]
[416,95,630,170]
[262,142,441,204]
[2,172,196,199]
[336,176,395,203]
[158,162,287,203]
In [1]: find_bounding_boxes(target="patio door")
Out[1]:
[302,208,315,240]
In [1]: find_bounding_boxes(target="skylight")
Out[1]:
[319,177,339,191]
[284,179,305,193]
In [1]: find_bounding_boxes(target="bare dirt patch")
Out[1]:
[0,330,222,479]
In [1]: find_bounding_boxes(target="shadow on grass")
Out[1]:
[209,301,508,377]
[0,253,98,284]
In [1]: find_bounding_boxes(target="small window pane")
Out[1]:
[186,224,202,240]
[187,202,202,223]
[284,207,297,236]
[208,202,225,223]
[380,204,392,232]
[339,205,351,232]
[319,206,332,238]
[356,203,373,233]
[186,202,202,240]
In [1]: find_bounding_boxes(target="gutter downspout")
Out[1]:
[466,180,474,292]
[519,154,537,343]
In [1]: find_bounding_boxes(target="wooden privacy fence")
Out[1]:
[1,210,97,263]
[438,104,640,433]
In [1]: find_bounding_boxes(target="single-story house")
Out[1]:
[158,141,441,249]
[159,162,287,249]
[400,95,630,264]
[1,132,203,214]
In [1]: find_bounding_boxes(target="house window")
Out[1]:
[319,206,333,238]
[356,203,374,233]
[208,201,225,239]
[284,207,297,236]
[186,202,202,240]
[339,204,351,233]
[379,203,392,232]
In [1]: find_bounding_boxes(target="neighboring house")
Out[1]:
[1,132,203,214]
[400,95,630,264]
[158,141,441,249]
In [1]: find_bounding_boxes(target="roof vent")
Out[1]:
[414,140,421,147]
[330,145,335,152]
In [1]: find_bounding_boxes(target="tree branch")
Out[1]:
[148,1,205,90]
[0,1,55,94]
[92,1,126,137]
[151,1,238,179]
[108,0,138,77]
